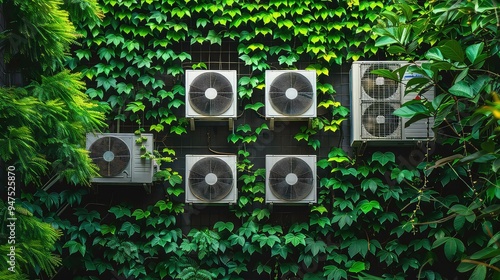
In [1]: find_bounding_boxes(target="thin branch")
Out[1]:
[461,259,500,272]
[411,213,457,226]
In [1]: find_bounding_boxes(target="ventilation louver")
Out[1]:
[86,133,155,184]
[266,155,316,204]
[350,61,435,147]
[185,155,237,204]
[265,70,317,120]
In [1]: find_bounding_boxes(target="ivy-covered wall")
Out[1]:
[15,0,496,279]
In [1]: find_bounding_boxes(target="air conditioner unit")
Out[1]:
[86,133,155,184]
[185,155,237,204]
[350,61,434,147]
[265,70,317,129]
[265,155,317,204]
[185,70,237,130]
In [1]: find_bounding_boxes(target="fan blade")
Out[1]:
[362,103,400,137]
[268,157,314,201]
[291,74,313,92]
[89,138,109,159]
[189,157,234,201]
[269,180,312,201]
[361,65,399,100]
[269,159,290,178]
[89,136,130,177]
[269,72,314,115]
[188,72,234,116]
[289,181,314,200]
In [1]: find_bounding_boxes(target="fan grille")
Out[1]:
[188,72,234,116]
[89,136,131,177]
[188,157,234,202]
[269,72,315,115]
[361,102,401,138]
[361,64,401,100]
[269,157,314,201]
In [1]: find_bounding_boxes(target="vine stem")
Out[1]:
[417,258,433,279]
[461,259,500,272]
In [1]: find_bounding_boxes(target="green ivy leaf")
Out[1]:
[271,243,290,259]
[284,233,306,246]
[305,238,327,256]
[371,151,395,166]
[359,200,381,214]
[347,239,369,258]
[170,125,187,135]
[168,99,184,109]
[100,224,116,235]
[120,221,141,237]
[108,206,131,218]
[206,30,222,45]
[214,221,235,232]
[132,209,151,220]
[227,133,242,143]
[237,124,252,133]
[96,76,117,91]
[348,261,366,273]
[244,102,264,111]
[311,205,328,214]
[63,240,86,256]
[331,212,354,229]
[229,234,245,246]
[252,208,270,221]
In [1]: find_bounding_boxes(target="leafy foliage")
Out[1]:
[0,202,62,278]
[4,0,500,279]
[373,0,500,278]
[0,0,106,279]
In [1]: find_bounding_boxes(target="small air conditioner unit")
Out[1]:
[265,70,317,129]
[185,70,237,130]
[185,155,237,204]
[86,133,155,184]
[350,61,434,148]
[265,155,317,204]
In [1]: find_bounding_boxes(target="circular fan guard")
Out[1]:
[89,136,131,177]
[189,157,234,202]
[362,103,400,137]
[269,157,314,201]
[188,72,234,116]
[361,65,399,100]
[269,72,314,115]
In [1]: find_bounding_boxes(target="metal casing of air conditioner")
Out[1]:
[265,70,317,119]
[185,155,238,204]
[185,70,237,119]
[350,61,434,147]
[265,155,317,204]
[86,133,155,184]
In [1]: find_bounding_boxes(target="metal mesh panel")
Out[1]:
[360,63,402,101]
[360,102,401,139]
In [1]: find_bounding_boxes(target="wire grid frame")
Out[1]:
[360,63,403,102]
[181,39,252,76]
[360,101,402,139]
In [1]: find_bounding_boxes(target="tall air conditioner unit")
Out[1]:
[185,155,237,204]
[86,133,156,184]
[350,61,434,148]
[265,70,317,130]
[185,70,237,130]
[265,155,317,204]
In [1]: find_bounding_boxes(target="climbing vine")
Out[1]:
[11,0,499,280]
